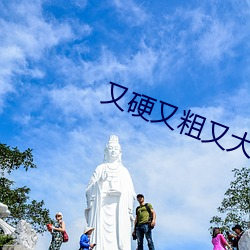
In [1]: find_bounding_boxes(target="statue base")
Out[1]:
[1,245,26,250]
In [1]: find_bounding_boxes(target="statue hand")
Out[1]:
[101,171,107,181]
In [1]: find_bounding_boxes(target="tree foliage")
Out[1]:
[0,143,52,233]
[0,234,14,246]
[210,167,250,232]
[0,144,36,175]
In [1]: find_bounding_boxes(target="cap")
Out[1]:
[232,225,243,231]
[136,194,144,198]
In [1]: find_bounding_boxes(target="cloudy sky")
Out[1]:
[1,0,250,249]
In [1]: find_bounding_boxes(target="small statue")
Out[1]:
[13,220,38,250]
[0,202,38,250]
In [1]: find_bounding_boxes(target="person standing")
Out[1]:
[230,225,244,250]
[79,227,96,250]
[211,227,232,250]
[49,212,66,250]
[133,194,156,250]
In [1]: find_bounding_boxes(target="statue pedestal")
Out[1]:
[1,245,26,250]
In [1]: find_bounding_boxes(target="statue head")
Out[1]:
[104,135,122,163]
[0,202,10,218]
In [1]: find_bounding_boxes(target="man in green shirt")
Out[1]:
[133,194,156,250]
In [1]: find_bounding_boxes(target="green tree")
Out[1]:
[210,167,250,232]
[0,143,52,233]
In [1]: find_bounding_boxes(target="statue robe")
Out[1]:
[85,163,136,250]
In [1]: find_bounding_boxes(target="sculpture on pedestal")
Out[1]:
[13,220,38,250]
[0,202,37,250]
[85,135,136,250]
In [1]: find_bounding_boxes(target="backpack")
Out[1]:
[136,203,154,229]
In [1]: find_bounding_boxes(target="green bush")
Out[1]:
[0,234,14,246]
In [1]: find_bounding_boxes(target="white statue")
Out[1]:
[239,229,250,250]
[0,202,15,235]
[0,202,11,218]
[85,135,136,250]
[0,203,37,250]
[13,220,38,250]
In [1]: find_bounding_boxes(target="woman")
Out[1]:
[79,227,96,250]
[212,227,232,250]
[49,212,66,250]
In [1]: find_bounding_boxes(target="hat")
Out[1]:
[84,227,94,234]
[55,212,63,218]
[232,225,243,231]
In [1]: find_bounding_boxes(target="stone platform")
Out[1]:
[1,245,26,250]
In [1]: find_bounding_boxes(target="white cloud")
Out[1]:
[128,42,158,84]
[73,0,87,9]
[160,7,240,66]
[81,47,127,85]
[112,0,148,26]
[0,2,73,58]
[222,83,250,115]
[189,8,209,33]
[48,84,115,120]
[0,1,74,110]
[79,45,158,86]
[196,20,235,63]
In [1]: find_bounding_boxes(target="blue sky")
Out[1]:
[1,0,250,249]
